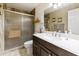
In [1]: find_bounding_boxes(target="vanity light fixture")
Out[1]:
[48,3,62,8]
[53,3,62,8]
[48,3,53,7]
[58,3,62,7]
[53,3,58,8]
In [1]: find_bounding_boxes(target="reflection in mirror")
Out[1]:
[68,8,79,35]
[44,3,79,34]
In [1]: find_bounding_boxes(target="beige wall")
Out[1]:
[35,3,49,33]
[49,3,79,31]
[0,8,5,52]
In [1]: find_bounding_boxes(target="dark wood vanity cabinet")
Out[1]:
[33,37,53,56]
[33,36,76,56]
[40,43,52,56]
[33,44,40,56]
[40,48,50,56]
[33,40,54,56]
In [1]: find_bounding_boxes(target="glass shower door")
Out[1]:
[4,11,33,50]
[22,16,33,42]
[5,11,22,50]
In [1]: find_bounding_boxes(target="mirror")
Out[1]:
[68,7,79,35]
[44,3,79,35]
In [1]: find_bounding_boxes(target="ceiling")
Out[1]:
[44,3,73,14]
[6,3,76,14]
[7,3,40,12]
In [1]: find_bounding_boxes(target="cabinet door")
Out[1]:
[33,43,40,56]
[40,48,51,56]
[40,46,51,56]
[51,53,57,56]
[33,44,37,56]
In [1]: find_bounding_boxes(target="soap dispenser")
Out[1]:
[40,23,45,33]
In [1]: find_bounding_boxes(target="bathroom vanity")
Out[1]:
[33,33,78,56]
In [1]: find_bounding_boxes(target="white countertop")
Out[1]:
[33,33,79,56]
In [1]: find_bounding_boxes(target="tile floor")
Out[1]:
[0,47,32,56]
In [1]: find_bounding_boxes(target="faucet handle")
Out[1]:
[53,31,56,37]
[55,33,57,37]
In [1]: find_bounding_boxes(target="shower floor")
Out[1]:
[5,38,24,50]
[0,46,33,56]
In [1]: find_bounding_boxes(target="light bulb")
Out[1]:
[53,3,57,8]
[48,3,53,7]
[58,3,62,7]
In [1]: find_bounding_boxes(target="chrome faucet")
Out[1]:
[52,31,61,37]
[55,33,57,37]
[65,31,69,40]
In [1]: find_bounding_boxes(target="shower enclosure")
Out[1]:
[0,9,34,51]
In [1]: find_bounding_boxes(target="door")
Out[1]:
[33,43,40,56]
[40,45,51,56]
[51,52,57,56]
[22,16,33,42]
[5,11,22,50]
[4,11,34,50]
